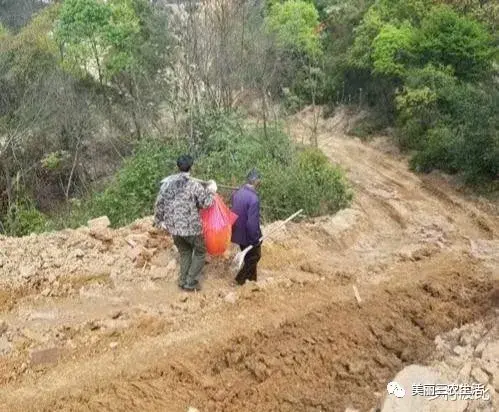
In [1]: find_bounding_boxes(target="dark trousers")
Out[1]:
[235,244,261,285]
[172,235,206,288]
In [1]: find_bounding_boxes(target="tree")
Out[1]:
[438,0,499,33]
[338,0,498,183]
[266,0,323,146]
[56,0,171,138]
[0,5,62,214]
[0,3,128,230]
[348,0,431,69]
[266,0,322,57]
[56,0,113,85]
[416,5,495,81]
[372,23,415,77]
[167,0,285,144]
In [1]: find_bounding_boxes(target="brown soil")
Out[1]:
[0,107,497,412]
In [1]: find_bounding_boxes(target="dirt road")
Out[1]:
[0,109,497,411]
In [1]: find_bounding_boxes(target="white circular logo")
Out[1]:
[387,381,406,398]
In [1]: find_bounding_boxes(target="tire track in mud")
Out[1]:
[419,176,496,239]
[315,117,498,241]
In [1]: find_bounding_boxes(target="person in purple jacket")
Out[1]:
[231,169,263,285]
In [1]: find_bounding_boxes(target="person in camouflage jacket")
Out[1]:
[154,155,217,291]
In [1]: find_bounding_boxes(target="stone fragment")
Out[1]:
[482,342,499,364]
[459,332,475,347]
[453,345,467,356]
[74,249,85,258]
[471,367,490,385]
[0,336,12,356]
[458,362,473,382]
[87,216,111,230]
[20,265,37,279]
[224,292,238,304]
[475,341,486,357]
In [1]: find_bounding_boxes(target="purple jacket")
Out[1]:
[231,185,262,246]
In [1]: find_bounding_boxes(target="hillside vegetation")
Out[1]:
[0,0,497,235]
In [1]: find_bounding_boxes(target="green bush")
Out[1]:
[266,0,322,58]
[372,22,416,77]
[193,116,351,221]
[409,126,458,173]
[89,139,188,227]
[2,199,49,236]
[64,113,352,227]
[282,88,306,113]
[395,65,454,150]
[336,0,498,184]
[260,148,353,220]
[348,112,390,140]
[447,85,499,184]
[416,5,494,81]
[406,81,499,184]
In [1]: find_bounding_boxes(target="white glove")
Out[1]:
[206,180,217,193]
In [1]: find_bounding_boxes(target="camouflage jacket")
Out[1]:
[154,172,214,236]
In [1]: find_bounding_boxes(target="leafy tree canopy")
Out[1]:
[266,0,322,58]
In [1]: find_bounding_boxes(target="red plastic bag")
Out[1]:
[200,194,238,256]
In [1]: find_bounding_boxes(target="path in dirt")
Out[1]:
[0,108,497,412]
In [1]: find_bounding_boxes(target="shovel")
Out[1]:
[230,209,303,275]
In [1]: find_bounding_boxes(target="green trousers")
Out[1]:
[172,234,206,288]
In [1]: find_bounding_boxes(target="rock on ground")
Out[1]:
[471,367,490,385]
[0,336,12,356]
[224,291,238,304]
[88,216,111,230]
